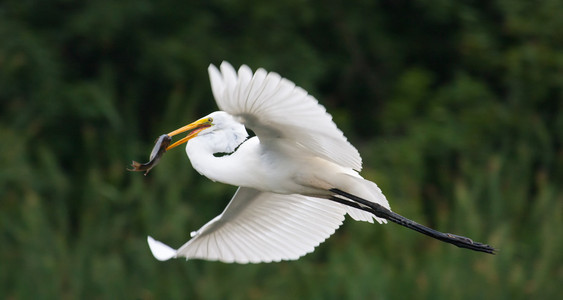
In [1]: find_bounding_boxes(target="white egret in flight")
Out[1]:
[135,62,495,263]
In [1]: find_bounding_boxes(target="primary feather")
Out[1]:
[209,62,363,171]
[164,187,346,263]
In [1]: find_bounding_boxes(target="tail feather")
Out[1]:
[334,174,390,224]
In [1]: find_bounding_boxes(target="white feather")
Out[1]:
[147,236,177,261]
[208,62,362,171]
[147,62,393,264]
[148,187,346,263]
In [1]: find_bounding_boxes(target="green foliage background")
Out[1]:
[1,0,561,299]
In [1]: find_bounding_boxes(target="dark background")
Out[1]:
[1,0,561,299]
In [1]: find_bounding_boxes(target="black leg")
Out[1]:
[329,188,496,254]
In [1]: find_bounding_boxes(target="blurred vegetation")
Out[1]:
[1,0,562,299]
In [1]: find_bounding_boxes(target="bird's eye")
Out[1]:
[208,117,213,122]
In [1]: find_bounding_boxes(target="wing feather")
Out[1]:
[148,187,346,263]
[208,61,363,171]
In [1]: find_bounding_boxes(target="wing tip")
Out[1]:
[147,236,177,261]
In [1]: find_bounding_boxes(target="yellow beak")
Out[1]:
[166,118,212,150]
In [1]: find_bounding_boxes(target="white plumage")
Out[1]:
[148,62,391,263]
[150,188,346,263]
[209,63,362,171]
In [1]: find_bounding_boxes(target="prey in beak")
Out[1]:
[128,117,213,175]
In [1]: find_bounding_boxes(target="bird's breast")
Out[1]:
[186,137,330,195]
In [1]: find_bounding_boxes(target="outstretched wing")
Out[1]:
[208,61,363,171]
[148,187,346,263]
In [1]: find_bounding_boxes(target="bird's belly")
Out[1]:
[244,154,338,196]
[244,161,305,194]
[189,139,347,196]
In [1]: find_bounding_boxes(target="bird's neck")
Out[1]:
[185,131,250,184]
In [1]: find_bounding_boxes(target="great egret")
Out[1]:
[137,62,495,263]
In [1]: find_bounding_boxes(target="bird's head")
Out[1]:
[166,111,247,152]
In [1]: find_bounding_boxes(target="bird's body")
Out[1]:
[186,119,381,204]
[191,135,313,195]
[145,62,495,263]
